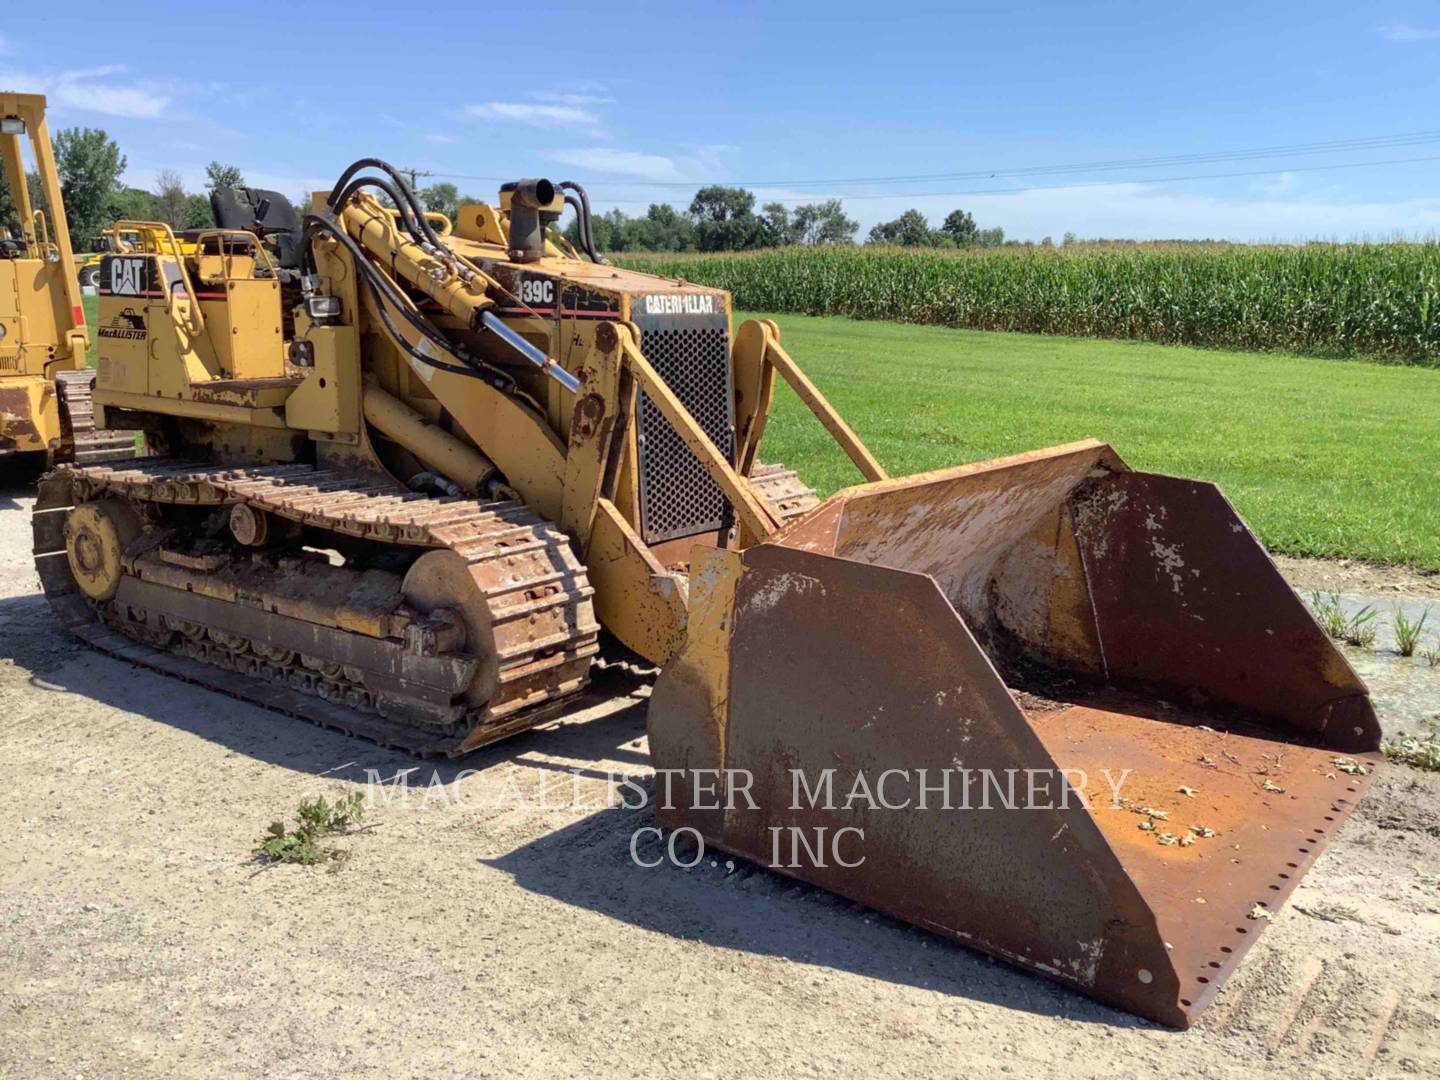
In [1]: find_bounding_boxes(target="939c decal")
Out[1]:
[494,272,621,319]
[517,277,554,306]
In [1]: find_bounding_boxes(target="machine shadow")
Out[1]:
[2,585,1146,1026]
[0,479,36,510]
[0,590,650,782]
[479,794,1153,1030]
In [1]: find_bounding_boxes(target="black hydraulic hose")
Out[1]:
[327,158,424,221]
[331,175,426,246]
[360,270,490,383]
[558,180,606,264]
[302,213,500,386]
[559,188,592,257]
[559,181,595,253]
[326,158,446,251]
[304,211,574,398]
[562,193,586,255]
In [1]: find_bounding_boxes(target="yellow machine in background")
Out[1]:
[76,227,200,289]
[0,91,133,471]
[32,161,1379,1028]
[1,91,86,467]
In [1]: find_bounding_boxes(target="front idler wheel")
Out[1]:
[63,499,143,601]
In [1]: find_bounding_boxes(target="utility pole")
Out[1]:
[400,167,434,192]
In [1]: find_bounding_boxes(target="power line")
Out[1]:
[566,154,1440,208]
[417,128,1440,194]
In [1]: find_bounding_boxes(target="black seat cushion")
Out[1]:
[210,186,301,269]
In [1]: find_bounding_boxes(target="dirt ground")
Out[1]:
[1274,555,1440,599]
[2,486,1438,1079]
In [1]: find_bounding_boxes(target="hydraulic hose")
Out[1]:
[558,181,606,264]
[303,213,500,386]
[562,193,585,252]
[303,211,576,396]
[331,175,427,246]
[326,158,446,251]
[561,181,596,257]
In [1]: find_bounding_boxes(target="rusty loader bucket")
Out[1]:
[648,439,1380,1028]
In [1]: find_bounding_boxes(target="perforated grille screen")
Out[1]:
[634,317,735,544]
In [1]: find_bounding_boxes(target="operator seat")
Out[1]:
[210,186,303,271]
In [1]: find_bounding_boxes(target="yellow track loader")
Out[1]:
[30,159,1380,1028]
[1,92,134,472]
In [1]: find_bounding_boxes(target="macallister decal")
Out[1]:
[97,307,147,341]
[641,293,716,315]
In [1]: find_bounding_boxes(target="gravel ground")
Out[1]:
[1274,556,1440,599]
[1,486,1437,1079]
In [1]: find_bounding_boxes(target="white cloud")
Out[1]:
[542,144,737,186]
[465,101,599,128]
[592,179,1440,243]
[1260,172,1297,196]
[545,147,681,180]
[837,183,1440,242]
[1377,21,1440,42]
[532,90,614,107]
[71,83,170,120]
[243,172,336,200]
[0,62,172,118]
[423,132,460,145]
[115,161,334,199]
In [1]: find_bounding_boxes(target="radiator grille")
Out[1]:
[635,321,735,544]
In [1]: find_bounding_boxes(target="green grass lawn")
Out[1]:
[745,312,1440,570]
[82,293,98,365]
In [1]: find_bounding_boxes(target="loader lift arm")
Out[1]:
[321,174,836,554]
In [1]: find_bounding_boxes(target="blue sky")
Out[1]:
[5,2,1440,241]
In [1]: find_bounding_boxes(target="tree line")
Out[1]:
[0,126,257,249]
[866,208,1006,248]
[567,187,862,252]
[559,187,1011,253]
[2,126,1016,255]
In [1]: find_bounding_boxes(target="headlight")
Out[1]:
[305,295,342,320]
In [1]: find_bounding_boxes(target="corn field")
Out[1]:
[618,243,1440,364]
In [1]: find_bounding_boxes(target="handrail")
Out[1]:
[26,209,59,261]
[110,219,205,334]
[109,219,172,253]
[191,228,278,280]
